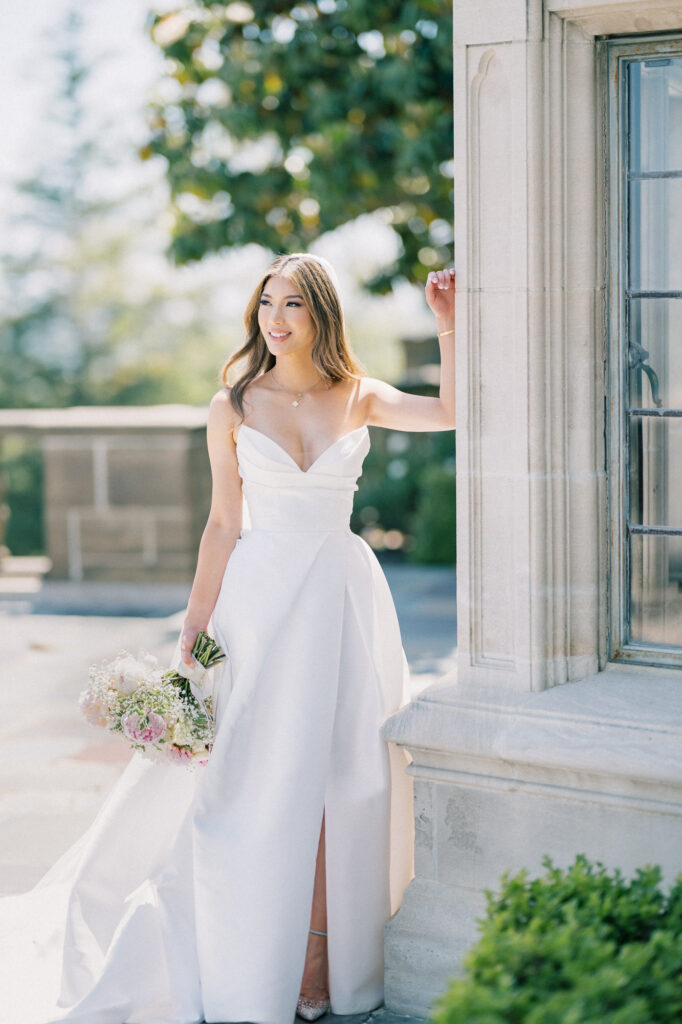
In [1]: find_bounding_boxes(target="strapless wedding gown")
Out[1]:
[0,423,414,1024]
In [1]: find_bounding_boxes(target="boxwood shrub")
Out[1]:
[431,855,682,1024]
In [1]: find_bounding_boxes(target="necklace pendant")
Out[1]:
[292,399,300,407]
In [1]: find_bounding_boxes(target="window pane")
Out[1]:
[628,58,682,174]
[628,297,682,410]
[628,179,682,291]
[610,44,682,663]
[629,533,682,646]
[629,416,682,528]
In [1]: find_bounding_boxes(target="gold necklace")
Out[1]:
[270,368,330,408]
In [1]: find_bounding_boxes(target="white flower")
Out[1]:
[172,721,194,747]
[79,689,108,727]
[110,655,149,696]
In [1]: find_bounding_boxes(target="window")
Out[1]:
[607,37,682,667]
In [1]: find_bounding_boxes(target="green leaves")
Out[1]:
[145,0,453,289]
[431,855,682,1024]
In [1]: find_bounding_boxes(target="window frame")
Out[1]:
[605,34,682,670]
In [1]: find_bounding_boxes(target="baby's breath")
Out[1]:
[78,637,225,770]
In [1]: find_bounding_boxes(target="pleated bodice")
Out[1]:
[236,423,370,533]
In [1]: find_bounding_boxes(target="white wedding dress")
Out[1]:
[0,423,414,1024]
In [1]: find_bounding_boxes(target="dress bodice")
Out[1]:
[235,424,370,533]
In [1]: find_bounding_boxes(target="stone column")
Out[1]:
[452,0,603,693]
[382,2,682,1017]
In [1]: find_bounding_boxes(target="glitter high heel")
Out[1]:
[296,995,331,1021]
[296,929,330,1021]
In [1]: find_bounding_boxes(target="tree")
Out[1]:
[0,7,224,409]
[144,0,453,291]
[0,8,108,407]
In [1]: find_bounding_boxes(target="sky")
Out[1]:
[0,0,436,376]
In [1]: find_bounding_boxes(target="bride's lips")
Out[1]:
[268,331,291,342]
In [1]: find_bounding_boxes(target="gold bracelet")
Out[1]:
[438,328,455,338]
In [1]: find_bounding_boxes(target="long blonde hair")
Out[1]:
[221,253,366,419]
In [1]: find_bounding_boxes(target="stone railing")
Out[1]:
[0,406,210,582]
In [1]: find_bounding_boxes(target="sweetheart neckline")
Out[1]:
[236,423,369,474]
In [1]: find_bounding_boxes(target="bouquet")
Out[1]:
[79,631,227,767]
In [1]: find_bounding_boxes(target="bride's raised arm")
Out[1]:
[362,267,455,432]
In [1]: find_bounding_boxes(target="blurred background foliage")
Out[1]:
[352,427,455,564]
[0,10,227,412]
[144,0,453,291]
[0,2,455,565]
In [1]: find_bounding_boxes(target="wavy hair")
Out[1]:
[220,253,366,419]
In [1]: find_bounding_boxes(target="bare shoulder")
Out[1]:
[208,387,241,443]
[350,375,386,425]
[356,374,395,408]
[209,386,237,418]
[358,376,391,397]
[325,375,366,426]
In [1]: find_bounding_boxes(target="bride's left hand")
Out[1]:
[425,267,455,323]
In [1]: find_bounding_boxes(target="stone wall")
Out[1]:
[0,406,210,582]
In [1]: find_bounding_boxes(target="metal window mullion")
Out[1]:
[628,525,682,536]
[628,408,682,417]
[624,56,637,648]
[628,290,682,298]
[629,169,682,179]
[605,42,630,660]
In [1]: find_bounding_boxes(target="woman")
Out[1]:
[0,252,455,1024]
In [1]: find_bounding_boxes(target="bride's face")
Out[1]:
[258,274,317,356]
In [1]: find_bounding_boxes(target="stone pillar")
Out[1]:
[452,0,603,693]
[382,2,682,1017]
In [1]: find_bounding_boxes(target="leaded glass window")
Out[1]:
[607,38,682,666]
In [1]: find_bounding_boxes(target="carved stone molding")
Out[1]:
[466,48,518,675]
[547,0,682,35]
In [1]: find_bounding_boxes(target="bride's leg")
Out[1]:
[299,810,329,1000]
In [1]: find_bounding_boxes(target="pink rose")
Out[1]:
[122,711,166,744]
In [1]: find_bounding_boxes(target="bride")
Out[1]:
[0,252,455,1024]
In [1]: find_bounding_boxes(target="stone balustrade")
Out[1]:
[0,406,211,582]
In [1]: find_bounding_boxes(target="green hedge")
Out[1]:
[432,855,682,1024]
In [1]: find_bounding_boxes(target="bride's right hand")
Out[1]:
[180,622,203,666]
